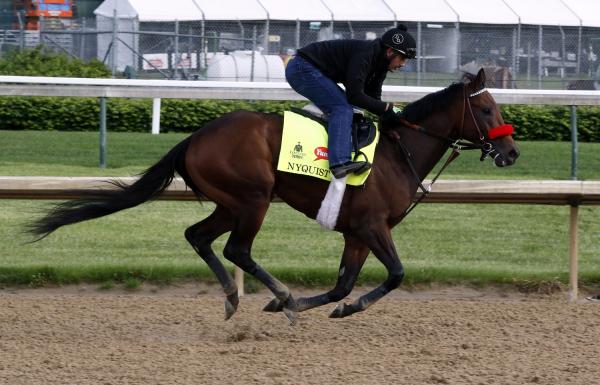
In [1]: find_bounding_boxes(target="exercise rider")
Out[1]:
[285,25,417,179]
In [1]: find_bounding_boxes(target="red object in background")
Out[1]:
[14,0,73,30]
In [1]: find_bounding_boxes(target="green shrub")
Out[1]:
[500,105,600,142]
[0,46,111,78]
[0,97,598,141]
[0,47,597,141]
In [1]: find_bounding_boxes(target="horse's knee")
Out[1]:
[185,226,211,254]
[184,226,196,243]
[223,243,257,274]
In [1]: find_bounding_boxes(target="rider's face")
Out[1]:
[386,49,407,72]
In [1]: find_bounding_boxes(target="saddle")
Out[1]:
[290,104,378,157]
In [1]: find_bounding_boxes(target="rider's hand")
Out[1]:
[380,103,403,125]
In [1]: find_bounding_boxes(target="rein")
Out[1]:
[395,85,514,219]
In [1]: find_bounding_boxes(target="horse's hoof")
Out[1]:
[224,293,239,321]
[283,307,298,326]
[329,303,351,318]
[262,298,283,312]
[282,295,299,326]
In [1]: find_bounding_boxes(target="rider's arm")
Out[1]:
[344,50,388,115]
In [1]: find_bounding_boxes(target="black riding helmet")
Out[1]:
[381,25,417,59]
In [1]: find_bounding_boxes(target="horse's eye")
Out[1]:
[482,107,492,115]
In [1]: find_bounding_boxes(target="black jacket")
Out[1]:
[297,38,389,115]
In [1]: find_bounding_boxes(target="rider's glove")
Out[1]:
[380,103,403,125]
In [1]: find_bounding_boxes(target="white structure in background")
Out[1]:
[93,0,600,81]
[205,51,285,82]
[94,0,274,76]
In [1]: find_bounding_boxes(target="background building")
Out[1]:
[2,0,600,89]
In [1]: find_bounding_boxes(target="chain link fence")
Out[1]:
[1,14,599,90]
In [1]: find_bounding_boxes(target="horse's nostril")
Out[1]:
[509,148,520,160]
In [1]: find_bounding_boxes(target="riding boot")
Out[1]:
[330,161,372,179]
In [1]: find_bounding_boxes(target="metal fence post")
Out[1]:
[17,10,25,50]
[264,19,270,54]
[39,15,44,51]
[152,98,161,135]
[295,19,300,49]
[99,97,107,168]
[456,22,461,74]
[79,17,86,59]
[537,25,542,89]
[174,19,179,79]
[251,26,256,82]
[111,9,118,78]
[569,201,579,302]
[417,22,422,86]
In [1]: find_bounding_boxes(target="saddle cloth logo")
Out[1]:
[277,111,379,186]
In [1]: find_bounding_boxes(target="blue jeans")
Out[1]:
[285,55,353,167]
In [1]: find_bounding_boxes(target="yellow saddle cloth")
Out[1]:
[276,111,379,186]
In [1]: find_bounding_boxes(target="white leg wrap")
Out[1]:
[316,176,347,230]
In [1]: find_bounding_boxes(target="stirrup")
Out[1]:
[330,161,372,179]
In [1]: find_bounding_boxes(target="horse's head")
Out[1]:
[461,69,520,167]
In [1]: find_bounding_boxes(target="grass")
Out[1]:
[2,200,600,288]
[0,130,188,176]
[1,130,599,288]
[2,130,600,180]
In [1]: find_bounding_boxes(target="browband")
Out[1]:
[469,88,488,97]
[487,124,514,139]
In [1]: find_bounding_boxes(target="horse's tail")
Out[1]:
[28,136,193,240]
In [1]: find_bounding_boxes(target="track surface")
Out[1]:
[1,284,599,385]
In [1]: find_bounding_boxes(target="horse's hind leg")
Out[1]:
[330,226,404,318]
[264,234,369,313]
[184,205,238,320]
[223,202,298,324]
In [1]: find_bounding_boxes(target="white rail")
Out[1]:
[1,76,600,104]
[1,176,599,300]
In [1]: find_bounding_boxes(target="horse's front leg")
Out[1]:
[263,234,369,313]
[330,225,404,318]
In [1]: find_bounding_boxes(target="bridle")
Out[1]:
[406,85,514,160]
[394,83,515,219]
[462,86,514,162]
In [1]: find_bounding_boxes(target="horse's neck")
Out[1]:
[393,124,453,182]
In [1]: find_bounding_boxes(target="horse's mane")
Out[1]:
[401,82,465,123]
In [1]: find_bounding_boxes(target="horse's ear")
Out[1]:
[474,68,486,88]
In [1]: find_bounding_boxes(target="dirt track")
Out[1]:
[1,284,599,385]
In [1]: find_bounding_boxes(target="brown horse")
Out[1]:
[30,69,519,323]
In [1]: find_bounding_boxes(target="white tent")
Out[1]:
[193,0,267,20]
[94,0,600,26]
[94,0,204,21]
[320,0,394,21]
[95,0,268,21]
[445,0,519,25]
[384,0,458,23]
[93,0,136,18]
[502,0,580,26]
[256,0,332,21]
[562,0,600,28]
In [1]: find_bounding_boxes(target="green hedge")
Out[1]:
[0,97,599,141]
[0,97,306,133]
[1,48,598,141]
[0,47,111,78]
[502,105,600,142]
